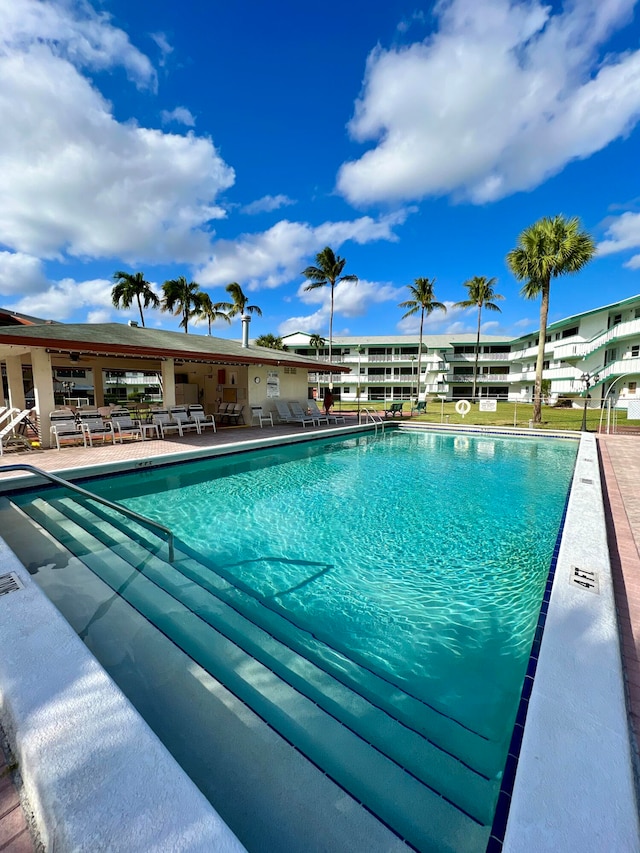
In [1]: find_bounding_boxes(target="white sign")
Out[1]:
[479,399,497,412]
[266,372,280,398]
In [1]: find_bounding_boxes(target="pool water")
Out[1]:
[14,429,577,851]
[93,432,574,737]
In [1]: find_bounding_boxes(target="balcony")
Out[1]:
[447,373,514,383]
[447,351,511,362]
[553,318,640,362]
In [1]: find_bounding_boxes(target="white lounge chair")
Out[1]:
[289,401,323,426]
[152,409,184,438]
[308,399,345,424]
[251,406,274,427]
[110,409,144,443]
[169,406,200,434]
[225,403,244,425]
[0,408,37,455]
[188,405,217,433]
[50,411,86,450]
[77,412,115,447]
[274,401,315,428]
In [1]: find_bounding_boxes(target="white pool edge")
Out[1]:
[0,542,247,853]
[503,433,640,851]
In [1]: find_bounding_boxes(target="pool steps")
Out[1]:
[14,490,498,853]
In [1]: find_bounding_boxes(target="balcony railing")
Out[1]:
[447,352,511,362]
[553,318,640,361]
[447,373,513,383]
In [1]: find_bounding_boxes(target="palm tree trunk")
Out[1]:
[136,294,145,327]
[328,283,334,389]
[417,310,424,403]
[533,281,550,423]
[472,305,481,401]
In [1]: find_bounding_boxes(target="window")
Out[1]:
[629,382,637,394]
[631,345,639,357]
[561,326,579,339]
[543,360,550,370]
[487,345,510,353]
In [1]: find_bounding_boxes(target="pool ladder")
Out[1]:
[359,408,385,435]
[0,463,174,562]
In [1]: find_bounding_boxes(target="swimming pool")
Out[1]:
[12,429,577,852]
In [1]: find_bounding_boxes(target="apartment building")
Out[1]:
[281,292,640,409]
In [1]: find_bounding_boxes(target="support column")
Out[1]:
[31,349,56,449]
[161,359,176,408]
[5,356,26,411]
[92,364,104,408]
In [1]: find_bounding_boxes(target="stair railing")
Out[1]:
[359,407,385,434]
[0,463,174,562]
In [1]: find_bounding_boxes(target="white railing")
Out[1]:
[553,319,640,361]
[447,352,511,362]
[447,373,513,383]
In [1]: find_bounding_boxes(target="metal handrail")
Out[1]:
[359,407,385,434]
[1,463,174,562]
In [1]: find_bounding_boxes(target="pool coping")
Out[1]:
[0,426,638,851]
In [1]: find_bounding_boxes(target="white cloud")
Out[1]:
[242,194,296,215]
[161,106,196,127]
[338,0,640,205]
[0,0,235,265]
[6,277,114,322]
[0,252,48,295]
[197,211,409,290]
[150,31,173,67]
[598,211,640,262]
[87,308,112,324]
[625,255,640,270]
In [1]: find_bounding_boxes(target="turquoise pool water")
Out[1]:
[14,429,577,851]
[89,430,575,742]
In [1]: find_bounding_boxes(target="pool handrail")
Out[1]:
[359,407,385,433]
[0,463,174,562]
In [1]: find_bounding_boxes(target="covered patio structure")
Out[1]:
[0,322,349,448]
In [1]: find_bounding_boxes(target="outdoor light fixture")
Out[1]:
[580,371,600,432]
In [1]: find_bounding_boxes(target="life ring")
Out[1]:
[455,399,471,417]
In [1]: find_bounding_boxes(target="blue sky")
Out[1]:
[1,0,640,342]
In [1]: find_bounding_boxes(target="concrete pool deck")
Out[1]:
[0,423,639,851]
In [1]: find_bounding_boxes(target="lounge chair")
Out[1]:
[251,406,274,427]
[275,401,315,428]
[77,412,116,447]
[169,406,200,434]
[151,409,184,438]
[214,402,231,424]
[0,408,38,455]
[188,404,217,433]
[110,409,144,443]
[413,401,427,416]
[291,400,326,426]
[50,411,86,450]
[308,399,345,424]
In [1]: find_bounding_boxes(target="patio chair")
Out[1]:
[50,410,87,451]
[291,400,326,426]
[110,409,144,443]
[169,405,200,434]
[188,404,217,433]
[214,402,231,424]
[77,412,115,447]
[412,401,427,416]
[308,399,345,424]
[151,409,184,438]
[251,406,274,428]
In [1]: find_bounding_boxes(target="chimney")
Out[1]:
[241,314,250,348]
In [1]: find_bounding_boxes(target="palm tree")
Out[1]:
[111,271,159,327]
[254,333,287,350]
[301,247,358,383]
[217,282,263,318]
[194,292,230,336]
[217,282,263,347]
[454,277,504,401]
[309,333,326,358]
[507,215,596,423]
[399,278,447,403]
[161,276,202,334]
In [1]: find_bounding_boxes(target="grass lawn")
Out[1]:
[334,400,631,432]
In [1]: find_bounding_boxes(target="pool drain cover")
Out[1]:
[570,566,599,594]
[0,572,24,596]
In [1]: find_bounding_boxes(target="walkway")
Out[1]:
[598,434,640,769]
